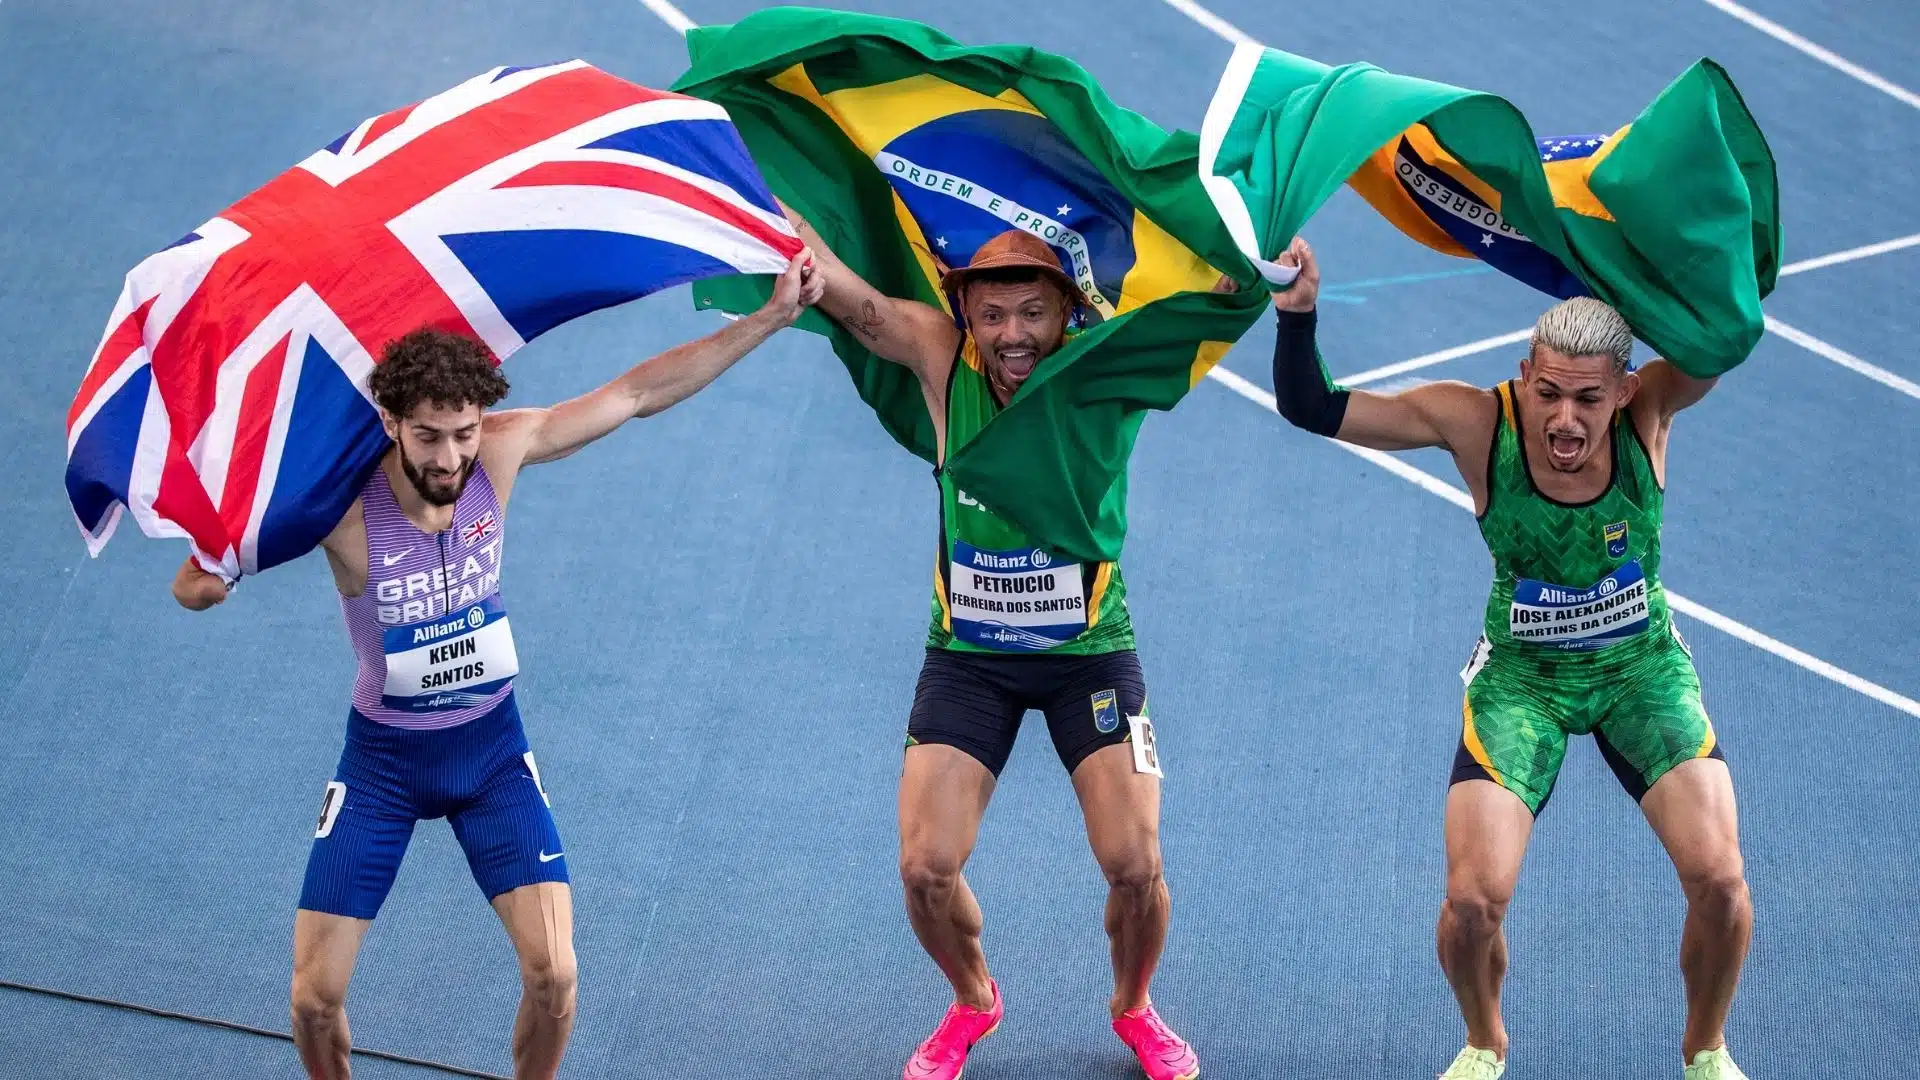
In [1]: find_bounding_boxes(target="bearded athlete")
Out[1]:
[169,252,821,1080]
[1269,237,1754,1080]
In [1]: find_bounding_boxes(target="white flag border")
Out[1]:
[1198,42,1301,288]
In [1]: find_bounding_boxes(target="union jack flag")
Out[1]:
[461,510,499,548]
[65,61,801,580]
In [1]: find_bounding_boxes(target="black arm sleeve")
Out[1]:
[1270,308,1349,437]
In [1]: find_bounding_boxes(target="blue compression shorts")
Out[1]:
[299,693,566,919]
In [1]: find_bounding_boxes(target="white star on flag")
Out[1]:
[935,236,948,249]
[1480,233,1496,248]
[1056,204,1072,216]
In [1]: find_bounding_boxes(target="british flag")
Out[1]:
[65,60,802,580]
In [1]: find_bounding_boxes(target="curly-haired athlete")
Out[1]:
[170,252,822,1080]
[1268,237,1753,1080]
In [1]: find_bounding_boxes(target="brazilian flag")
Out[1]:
[674,7,1266,565]
[1200,44,1781,377]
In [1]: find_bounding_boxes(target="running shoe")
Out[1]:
[1111,1003,1199,1080]
[903,980,1002,1080]
[1685,1047,1751,1080]
[1439,1046,1506,1080]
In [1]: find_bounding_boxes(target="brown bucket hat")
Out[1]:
[939,229,1089,309]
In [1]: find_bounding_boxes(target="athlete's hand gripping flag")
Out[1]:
[1200,45,1781,377]
[65,61,803,581]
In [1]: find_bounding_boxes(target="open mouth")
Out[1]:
[996,348,1038,380]
[1546,431,1585,467]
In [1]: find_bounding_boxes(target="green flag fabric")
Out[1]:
[1200,43,1781,377]
[673,7,1267,565]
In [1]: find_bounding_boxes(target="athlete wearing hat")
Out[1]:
[787,211,1200,1080]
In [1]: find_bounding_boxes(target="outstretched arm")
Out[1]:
[493,250,824,472]
[780,199,960,383]
[1270,238,1493,453]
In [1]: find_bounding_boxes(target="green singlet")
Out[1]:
[927,337,1134,656]
[1455,381,1721,814]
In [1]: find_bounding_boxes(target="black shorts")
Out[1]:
[906,647,1147,777]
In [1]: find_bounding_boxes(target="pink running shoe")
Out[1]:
[903,980,1003,1080]
[1112,1003,1199,1080]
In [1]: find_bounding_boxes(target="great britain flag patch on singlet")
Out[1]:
[462,510,498,547]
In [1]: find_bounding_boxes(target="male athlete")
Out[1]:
[1268,238,1754,1080]
[170,252,821,1080]
[785,207,1199,1080]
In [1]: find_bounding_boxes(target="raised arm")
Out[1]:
[1632,358,1718,419]
[1269,238,1494,454]
[488,250,823,477]
[780,200,960,382]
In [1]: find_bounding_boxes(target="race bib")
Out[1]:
[1509,559,1651,650]
[381,593,518,711]
[948,540,1086,651]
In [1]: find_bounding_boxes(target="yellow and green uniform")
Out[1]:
[1454,381,1722,814]
[928,338,1133,656]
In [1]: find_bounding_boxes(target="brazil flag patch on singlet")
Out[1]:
[1508,559,1651,649]
[947,539,1087,651]
[380,594,520,711]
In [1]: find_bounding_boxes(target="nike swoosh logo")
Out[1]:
[381,549,411,567]
[538,850,564,863]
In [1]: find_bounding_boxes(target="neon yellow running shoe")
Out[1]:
[1685,1047,1750,1080]
[1439,1046,1505,1080]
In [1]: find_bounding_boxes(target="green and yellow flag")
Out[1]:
[674,7,1267,565]
[1200,44,1781,376]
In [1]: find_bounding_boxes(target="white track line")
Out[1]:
[1764,316,1920,401]
[1340,330,1531,386]
[1158,0,1257,46]
[1203,364,1920,718]
[638,0,695,34]
[1167,0,1920,112]
[1698,0,1920,110]
[1333,231,1920,391]
[1780,232,1920,277]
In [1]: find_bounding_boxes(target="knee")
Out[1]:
[899,851,963,909]
[289,973,346,1029]
[1679,857,1749,918]
[1100,850,1164,897]
[1442,883,1512,939]
[522,951,579,1019]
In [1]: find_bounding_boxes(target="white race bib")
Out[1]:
[1508,560,1650,650]
[948,541,1086,651]
[381,594,519,711]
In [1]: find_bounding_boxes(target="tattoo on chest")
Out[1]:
[841,299,885,342]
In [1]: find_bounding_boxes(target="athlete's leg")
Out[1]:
[290,910,370,1080]
[1441,647,1564,1063]
[1037,651,1162,1015]
[1644,758,1750,1059]
[293,727,417,1080]
[899,650,1021,1010]
[1594,632,1749,1062]
[491,882,577,1080]
[1438,779,1534,1059]
[899,742,998,1009]
[447,700,574,1080]
[1069,742,1166,1015]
